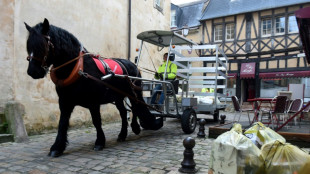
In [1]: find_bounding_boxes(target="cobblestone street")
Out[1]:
[0,111,309,174]
[0,114,220,174]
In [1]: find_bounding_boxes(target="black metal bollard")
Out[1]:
[197,119,206,138]
[220,115,226,124]
[179,137,197,173]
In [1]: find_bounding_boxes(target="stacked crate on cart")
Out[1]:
[171,45,228,120]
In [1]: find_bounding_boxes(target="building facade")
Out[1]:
[172,0,310,103]
[0,0,171,134]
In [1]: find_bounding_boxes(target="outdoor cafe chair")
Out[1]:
[268,96,288,129]
[231,96,252,125]
[259,96,277,123]
[300,102,310,125]
[287,98,303,126]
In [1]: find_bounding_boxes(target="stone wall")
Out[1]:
[0,0,171,134]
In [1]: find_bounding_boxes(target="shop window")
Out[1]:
[227,78,236,88]
[260,78,301,98]
[214,25,222,42]
[226,23,235,41]
[303,78,310,102]
[262,18,272,36]
[275,16,285,34]
[226,78,236,97]
[288,14,298,33]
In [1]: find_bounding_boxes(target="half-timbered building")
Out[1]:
[173,0,310,102]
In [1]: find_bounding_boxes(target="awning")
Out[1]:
[240,63,256,79]
[259,70,310,79]
[295,7,310,64]
[228,73,237,79]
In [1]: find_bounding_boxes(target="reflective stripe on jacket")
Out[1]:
[155,60,177,80]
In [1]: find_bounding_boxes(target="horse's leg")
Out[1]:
[115,99,129,142]
[89,105,106,151]
[131,114,141,135]
[49,103,74,157]
[129,101,141,135]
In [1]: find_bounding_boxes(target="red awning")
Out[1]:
[228,73,237,79]
[296,7,310,64]
[240,63,256,79]
[259,70,310,79]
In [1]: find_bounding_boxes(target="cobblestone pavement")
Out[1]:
[0,111,309,174]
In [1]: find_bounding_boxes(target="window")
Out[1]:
[214,25,222,42]
[288,15,298,33]
[275,16,285,34]
[226,78,236,97]
[154,0,164,12]
[260,78,301,98]
[226,23,235,40]
[171,10,176,27]
[262,18,272,36]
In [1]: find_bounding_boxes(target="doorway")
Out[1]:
[241,79,256,102]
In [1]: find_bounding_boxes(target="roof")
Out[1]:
[171,0,208,30]
[136,30,197,47]
[201,0,310,20]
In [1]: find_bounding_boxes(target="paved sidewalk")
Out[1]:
[0,112,308,174]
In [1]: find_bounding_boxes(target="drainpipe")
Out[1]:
[127,0,131,60]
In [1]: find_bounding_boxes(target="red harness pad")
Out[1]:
[93,58,123,75]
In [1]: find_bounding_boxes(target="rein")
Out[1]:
[50,52,92,72]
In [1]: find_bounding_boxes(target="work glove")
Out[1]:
[155,72,160,79]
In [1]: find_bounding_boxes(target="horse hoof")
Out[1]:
[132,126,141,135]
[93,145,104,151]
[131,123,141,135]
[48,151,63,157]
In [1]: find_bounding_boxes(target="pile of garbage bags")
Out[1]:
[209,122,310,174]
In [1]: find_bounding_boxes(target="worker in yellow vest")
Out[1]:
[151,53,177,105]
[202,88,214,93]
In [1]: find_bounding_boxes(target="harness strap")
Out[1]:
[98,57,113,74]
[79,71,164,113]
[51,53,92,72]
[50,52,84,86]
[112,59,128,75]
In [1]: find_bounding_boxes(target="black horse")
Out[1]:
[25,18,163,157]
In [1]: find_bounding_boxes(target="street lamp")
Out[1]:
[182,24,189,36]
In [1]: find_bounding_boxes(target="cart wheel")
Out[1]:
[181,108,197,134]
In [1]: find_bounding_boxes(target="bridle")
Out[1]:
[26,35,54,72]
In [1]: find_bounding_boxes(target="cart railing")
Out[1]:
[171,44,228,112]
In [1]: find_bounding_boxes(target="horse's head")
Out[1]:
[25,18,54,79]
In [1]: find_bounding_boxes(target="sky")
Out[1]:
[171,0,200,5]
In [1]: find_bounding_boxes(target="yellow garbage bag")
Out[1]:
[298,159,310,174]
[244,122,285,148]
[209,124,265,174]
[261,140,310,174]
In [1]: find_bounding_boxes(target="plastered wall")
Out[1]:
[0,0,170,134]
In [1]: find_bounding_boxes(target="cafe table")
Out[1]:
[247,98,275,123]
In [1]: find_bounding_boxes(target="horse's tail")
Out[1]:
[132,69,163,130]
[132,92,163,130]
[117,58,163,130]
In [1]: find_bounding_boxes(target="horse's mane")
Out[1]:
[29,22,82,59]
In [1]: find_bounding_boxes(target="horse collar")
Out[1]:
[50,52,84,87]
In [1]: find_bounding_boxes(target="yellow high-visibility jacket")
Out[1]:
[155,60,177,80]
[202,88,214,93]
